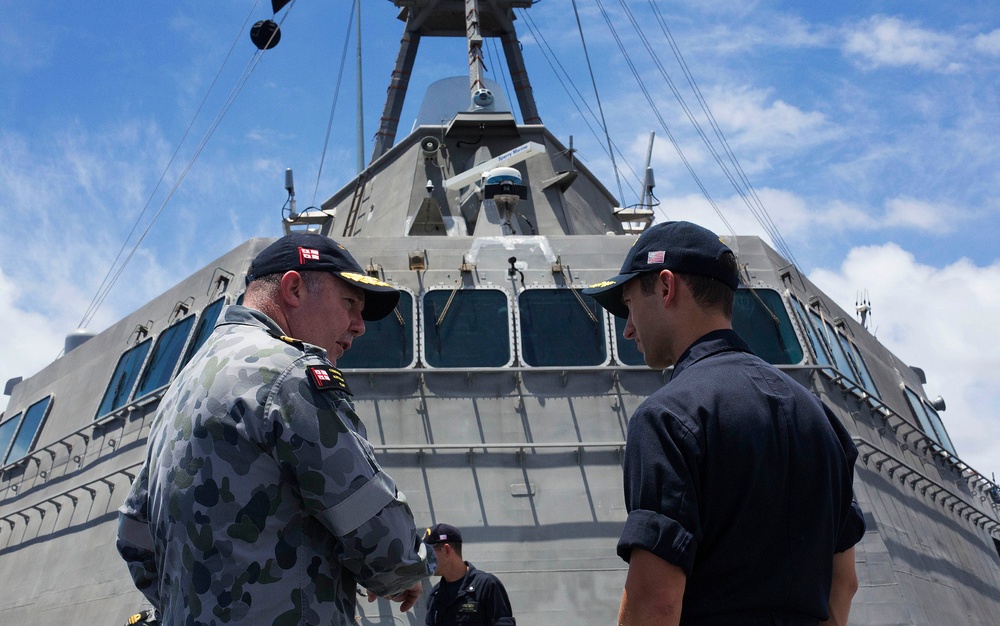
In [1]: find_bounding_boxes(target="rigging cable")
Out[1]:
[591,0,734,235]
[645,0,798,266]
[79,1,295,330]
[485,38,515,114]
[517,10,644,202]
[78,0,264,330]
[311,0,356,207]
[570,0,625,205]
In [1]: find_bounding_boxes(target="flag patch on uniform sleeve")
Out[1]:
[307,366,352,394]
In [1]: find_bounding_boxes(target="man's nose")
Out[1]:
[351,313,366,337]
[623,316,636,339]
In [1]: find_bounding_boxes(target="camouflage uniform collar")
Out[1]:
[220,305,327,357]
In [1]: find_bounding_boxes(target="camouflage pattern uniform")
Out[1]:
[117,305,434,625]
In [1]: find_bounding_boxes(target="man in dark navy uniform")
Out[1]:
[422,523,515,625]
[584,221,865,626]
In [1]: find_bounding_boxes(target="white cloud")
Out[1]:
[0,121,207,417]
[0,269,68,415]
[630,85,838,186]
[706,85,836,151]
[843,16,961,72]
[882,196,953,231]
[653,188,953,243]
[810,244,1000,479]
[973,29,1000,56]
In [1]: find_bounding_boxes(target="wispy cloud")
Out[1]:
[882,196,955,231]
[0,6,58,74]
[973,29,1000,55]
[842,15,986,73]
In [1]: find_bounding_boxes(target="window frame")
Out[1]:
[132,313,197,401]
[179,296,227,371]
[0,411,24,467]
[3,395,53,465]
[514,286,611,368]
[834,327,879,397]
[790,297,832,367]
[731,288,805,366]
[902,385,956,455]
[94,337,154,420]
[420,286,514,369]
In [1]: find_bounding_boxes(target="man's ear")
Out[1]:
[279,271,306,309]
[659,270,675,306]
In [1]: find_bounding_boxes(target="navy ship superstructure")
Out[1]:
[2,1,999,623]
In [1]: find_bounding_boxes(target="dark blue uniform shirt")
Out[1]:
[425,562,515,625]
[618,329,865,624]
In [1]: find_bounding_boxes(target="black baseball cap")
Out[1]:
[582,221,739,319]
[423,523,462,545]
[245,232,400,321]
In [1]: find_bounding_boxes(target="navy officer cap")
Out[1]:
[422,523,462,545]
[582,221,739,319]
[245,232,400,321]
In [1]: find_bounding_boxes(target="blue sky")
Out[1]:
[1,1,998,478]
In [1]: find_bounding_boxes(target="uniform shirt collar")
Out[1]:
[670,328,752,381]
[219,304,285,334]
[218,304,328,357]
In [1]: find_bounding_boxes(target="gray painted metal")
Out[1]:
[2,2,999,624]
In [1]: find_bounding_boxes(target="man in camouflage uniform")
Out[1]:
[116,232,435,625]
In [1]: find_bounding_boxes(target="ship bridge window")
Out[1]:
[133,314,197,399]
[518,288,607,367]
[0,412,22,466]
[791,299,832,368]
[903,387,957,455]
[732,289,803,365]
[95,338,152,419]
[422,288,511,367]
[339,291,415,368]
[180,297,226,370]
[791,297,879,398]
[813,309,878,396]
[3,396,52,465]
[613,288,805,367]
[835,332,878,397]
[924,405,956,456]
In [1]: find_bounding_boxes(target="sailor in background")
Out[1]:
[584,221,865,626]
[422,523,516,625]
[116,232,435,625]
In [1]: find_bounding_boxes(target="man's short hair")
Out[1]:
[635,250,737,318]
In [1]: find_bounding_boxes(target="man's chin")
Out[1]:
[328,349,341,365]
[330,344,348,363]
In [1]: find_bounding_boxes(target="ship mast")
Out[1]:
[370,0,540,162]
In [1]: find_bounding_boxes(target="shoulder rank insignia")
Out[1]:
[277,335,304,349]
[267,329,305,350]
[307,366,352,395]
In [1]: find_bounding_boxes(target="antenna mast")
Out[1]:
[356,0,365,172]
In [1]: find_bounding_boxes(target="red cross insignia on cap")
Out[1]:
[299,247,320,263]
[307,366,351,394]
